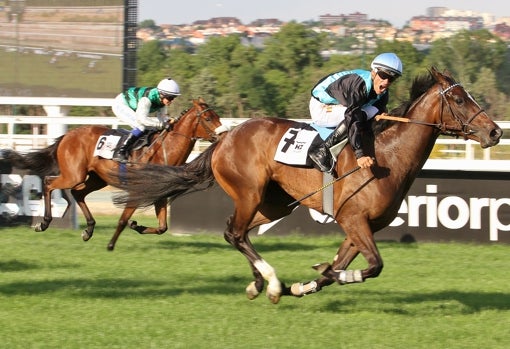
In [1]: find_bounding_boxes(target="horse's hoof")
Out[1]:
[129,220,138,229]
[312,262,331,275]
[266,292,281,304]
[290,281,318,297]
[81,230,92,241]
[266,282,282,304]
[34,223,44,232]
[107,244,114,251]
[245,281,260,300]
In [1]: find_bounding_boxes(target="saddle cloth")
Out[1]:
[274,122,334,166]
[93,129,128,159]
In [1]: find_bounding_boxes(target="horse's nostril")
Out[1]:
[491,127,503,141]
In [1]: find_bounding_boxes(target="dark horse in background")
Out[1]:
[1,98,225,251]
[113,68,502,303]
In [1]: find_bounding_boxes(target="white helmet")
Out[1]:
[371,53,403,77]
[157,78,181,96]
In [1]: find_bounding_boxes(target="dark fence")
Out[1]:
[170,169,510,243]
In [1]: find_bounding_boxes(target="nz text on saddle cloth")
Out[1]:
[274,123,334,166]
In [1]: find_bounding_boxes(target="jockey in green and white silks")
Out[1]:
[111,78,181,162]
[308,53,403,173]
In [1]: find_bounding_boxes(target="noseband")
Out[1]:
[438,83,485,139]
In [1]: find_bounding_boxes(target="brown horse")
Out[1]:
[2,98,225,251]
[113,68,502,303]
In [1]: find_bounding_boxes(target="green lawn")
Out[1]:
[1,217,509,348]
[0,51,121,97]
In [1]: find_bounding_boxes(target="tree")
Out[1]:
[256,22,324,117]
[472,67,510,121]
[136,40,167,85]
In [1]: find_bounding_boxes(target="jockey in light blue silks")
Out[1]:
[308,52,403,174]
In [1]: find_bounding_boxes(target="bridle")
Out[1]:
[438,83,485,139]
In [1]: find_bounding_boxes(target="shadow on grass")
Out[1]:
[151,237,328,253]
[0,259,40,272]
[320,289,510,315]
[0,276,245,298]
[1,275,508,315]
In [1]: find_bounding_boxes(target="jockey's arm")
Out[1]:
[135,97,164,129]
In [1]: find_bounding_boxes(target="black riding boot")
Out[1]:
[114,133,139,163]
[308,122,348,173]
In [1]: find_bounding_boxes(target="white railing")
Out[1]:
[1,114,510,171]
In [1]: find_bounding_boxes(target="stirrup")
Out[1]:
[310,154,334,173]
[113,152,129,163]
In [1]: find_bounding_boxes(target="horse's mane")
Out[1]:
[373,69,439,135]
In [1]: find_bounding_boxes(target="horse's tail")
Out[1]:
[0,137,62,177]
[113,141,218,208]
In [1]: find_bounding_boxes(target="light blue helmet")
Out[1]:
[371,53,403,77]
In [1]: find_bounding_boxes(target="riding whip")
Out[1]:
[288,166,360,207]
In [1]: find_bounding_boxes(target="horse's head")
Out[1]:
[175,97,227,142]
[430,67,502,148]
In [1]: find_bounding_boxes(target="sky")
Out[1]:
[139,0,510,28]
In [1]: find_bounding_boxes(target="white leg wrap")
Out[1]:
[337,269,363,284]
[290,281,318,296]
[254,259,281,297]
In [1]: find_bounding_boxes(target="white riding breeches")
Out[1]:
[308,97,379,128]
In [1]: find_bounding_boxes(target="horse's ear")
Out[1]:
[442,69,454,79]
[429,66,441,80]
[429,66,450,86]
[198,96,206,103]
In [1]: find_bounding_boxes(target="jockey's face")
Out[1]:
[372,69,398,95]
[160,94,176,105]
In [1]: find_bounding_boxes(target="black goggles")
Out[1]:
[376,69,399,83]
[160,93,176,101]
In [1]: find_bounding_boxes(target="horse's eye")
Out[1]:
[455,96,463,105]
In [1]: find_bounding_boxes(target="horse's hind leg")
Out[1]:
[34,176,59,232]
[225,200,295,304]
[71,173,106,241]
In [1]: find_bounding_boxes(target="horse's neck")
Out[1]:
[382,100,440,173]
[171,113,198,144]
[137,117,196,164]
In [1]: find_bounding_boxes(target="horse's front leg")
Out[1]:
[108,199,168,251]
[107,206,135,251]
[317,220,383,285]
[128,198,168,235]
[286,237,360,297]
